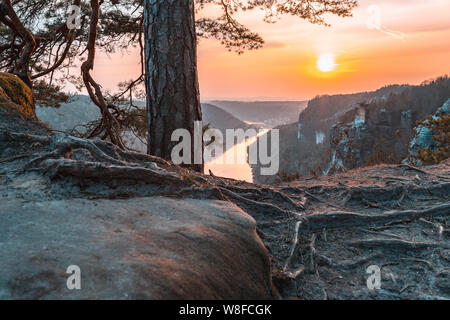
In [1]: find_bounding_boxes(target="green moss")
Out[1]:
[0,72,36,120]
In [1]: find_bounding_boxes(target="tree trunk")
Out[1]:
[144,0,203,172]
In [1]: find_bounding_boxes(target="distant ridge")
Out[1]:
[208,100,308,128]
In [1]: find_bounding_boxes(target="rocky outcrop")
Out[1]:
[326,80,450,174]
[327,107,368,174]
[408,98,450,166]
[0,72,36,120]
[252,85,411,183]
[1,88,449,300]
[255,77,450,183]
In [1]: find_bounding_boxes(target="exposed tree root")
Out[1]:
[1,122,449,300]
[316,253,382,271]
[297,203,450,233]
[0,153,32,163]
[345,238,450,249]
[398,163,450,181]
[42,159,182,185]
[218,186,301,220]
[1,131,52,144]
[304,190,343,210]
[283,221,301,271]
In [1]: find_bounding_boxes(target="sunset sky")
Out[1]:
[92,0,450,101]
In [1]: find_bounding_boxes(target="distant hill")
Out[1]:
[36,97,257,151]
[36,95,101,133]
[202,103,259,134]
[207,100,308,128]
[37,96,254,131]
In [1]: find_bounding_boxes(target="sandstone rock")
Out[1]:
[0,86,8,100]
[0,196,273,299]
[0,72,36,120]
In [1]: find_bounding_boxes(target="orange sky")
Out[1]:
[91,0,450,101]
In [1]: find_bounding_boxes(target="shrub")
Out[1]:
[416,114,450,165]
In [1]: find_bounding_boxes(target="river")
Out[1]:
[204,129,269,183]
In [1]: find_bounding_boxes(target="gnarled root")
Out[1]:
[43,159,182,185]
[298,203,450,234]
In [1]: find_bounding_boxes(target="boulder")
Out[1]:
[0,72,36,120]
[0,196,273,299]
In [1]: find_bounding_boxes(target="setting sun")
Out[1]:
[317,53,337,73]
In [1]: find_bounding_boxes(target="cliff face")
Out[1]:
[327,106,414,173]
[327,81,450,174]
[253,76,450,184]
[296,85,408,150]
[252,85,409,184]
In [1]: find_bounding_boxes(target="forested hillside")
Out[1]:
[253,76,450,184]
